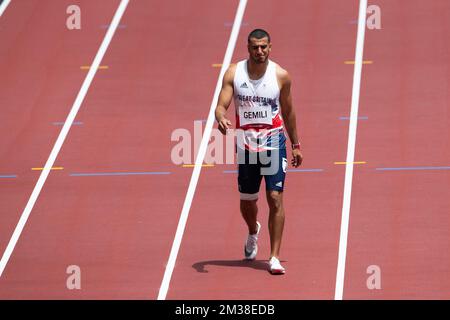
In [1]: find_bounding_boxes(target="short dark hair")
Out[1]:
[248,29,271,43]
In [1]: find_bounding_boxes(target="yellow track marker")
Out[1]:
[344,60,373,65]
[80,65,109,70]
[182,164,215,168]
[334,161,366,165]
[32,167,64,171]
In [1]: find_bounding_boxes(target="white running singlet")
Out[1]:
[233,59,286,151]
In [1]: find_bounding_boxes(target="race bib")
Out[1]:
[238,104,272,127]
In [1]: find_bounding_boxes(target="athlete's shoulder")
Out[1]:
[274,63,290,80]
[273,62,291,87]
[223,63,238,84]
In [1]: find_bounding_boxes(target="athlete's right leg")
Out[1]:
[238,149,262,234]
[238,149,262,259]
[241,197,260,260]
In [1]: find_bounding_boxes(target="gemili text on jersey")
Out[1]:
[243,110,268,120]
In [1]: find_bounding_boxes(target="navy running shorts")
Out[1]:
[237,148,287,200]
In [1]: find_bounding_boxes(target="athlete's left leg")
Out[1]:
[266,190,284,258]
[263,148,287,259]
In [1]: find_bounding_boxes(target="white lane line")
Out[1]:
[334,0,368,300]
[157,0,248,300]
[0,0,12,17]
[0,0,130,277]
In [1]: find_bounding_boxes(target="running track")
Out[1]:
[0,0,448,299]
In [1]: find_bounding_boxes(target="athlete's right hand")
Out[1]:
[217,118,232,135]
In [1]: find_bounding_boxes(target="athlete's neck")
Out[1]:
[247,59,269,80]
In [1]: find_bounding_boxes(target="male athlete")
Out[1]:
[215,29,303,274]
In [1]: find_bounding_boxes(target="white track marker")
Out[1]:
[334,0,368,300]
[0,0,12,17]
[157,0,248,300]
[0,0,129,277]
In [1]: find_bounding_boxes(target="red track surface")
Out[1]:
[168,0,357,299]
[344,0,450,299]
[0,0,121,274]
[0,0,449,299]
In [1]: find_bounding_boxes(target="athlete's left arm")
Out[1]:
[278,68,303,167]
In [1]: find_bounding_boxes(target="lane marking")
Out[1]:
[376,166,450,171]
[80,65,109,70]
[70,171,171,177]
[182,164,214,168]
[0,0,130,278]
[157,0,248,300]
[0,0,12,17]
[223,168,324,174]
[100,24,127,29]
[334,161,366,165]
[344,60,373,65]
[335,0,368,301]
[0,175,17,179]
[31,167,64,171]
[52,121,83,126]
[288,168,324,172]
[223,170,238,174]
[339,116,368,120]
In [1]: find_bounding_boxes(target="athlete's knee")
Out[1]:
[240,198,258,207]
[266,190,283,211]
[241,198,257,207]
[240,199,258,216]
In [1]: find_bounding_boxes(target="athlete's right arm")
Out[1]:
[215,65,235,135]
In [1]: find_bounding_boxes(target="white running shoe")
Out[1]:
[244,221,261,260]
[269,256,285,274]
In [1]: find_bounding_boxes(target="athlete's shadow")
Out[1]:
[192,259,270,273]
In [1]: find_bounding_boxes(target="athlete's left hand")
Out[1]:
[291,149,303,167]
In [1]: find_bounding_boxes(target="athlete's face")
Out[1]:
[248,37,271,64]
